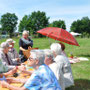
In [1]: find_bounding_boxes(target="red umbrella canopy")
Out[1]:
[37,27,79,46]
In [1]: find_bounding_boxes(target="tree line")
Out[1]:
[70,17,90,38]
[0,11,90,38]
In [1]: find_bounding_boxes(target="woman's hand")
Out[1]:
[28,46,32,50]
[0,81,9,88]
[7,67,17,75]
[6,78,17,84]
[18,65,26,72]
[16,58,20,62]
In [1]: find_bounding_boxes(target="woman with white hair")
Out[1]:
[0,50,61,90]
[0,42,26,74]
[19,30,33,62]
[43,49,54,65]
[50,43,74,89]
[0,42,16,70]
[44,49,65,90]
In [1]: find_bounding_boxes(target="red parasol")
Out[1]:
[37,27,79,46]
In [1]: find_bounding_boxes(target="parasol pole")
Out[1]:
[46,31,53,45]
[48,35,51,45]
[55,25,62,43]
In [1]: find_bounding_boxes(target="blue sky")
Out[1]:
[0,0,90,31]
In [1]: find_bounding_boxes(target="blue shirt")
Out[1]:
[24,64,61,90]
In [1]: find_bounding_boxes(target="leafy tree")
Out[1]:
[81,17,90,34]
[0,13,18,37]
[50,20,66,29]
[30,11,49,34]
[19,11,49,37]
[18,15,28,32]
[71,20,82,33]
[70,16,90,37]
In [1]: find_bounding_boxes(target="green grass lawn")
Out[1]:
[0,37,90,90]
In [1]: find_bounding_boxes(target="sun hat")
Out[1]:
[6,39,16,44]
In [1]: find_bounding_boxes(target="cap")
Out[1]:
[6,39,16,44]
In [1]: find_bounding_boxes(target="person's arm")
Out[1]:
[8,65,15,71]
[2,67,17,77]
[20,70,33,75]
[0,53,15,71]
[20,47,26,51]
[0,81,27,90]
[18,65,33,75]
[6,78,28,83]
[1,60,15,71]
[12,49,20,62]
[18,64,34,75]
[8,85,27,90]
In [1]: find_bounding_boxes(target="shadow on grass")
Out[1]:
[78,54,90,58]
[66,79,90,90]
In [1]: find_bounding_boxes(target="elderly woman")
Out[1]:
[50,43,74,88]
[0,42,17,70]
[19,30,33,62]
[6,39,20,65]
[0,50,61,90]
[44,49,65,90]
[0,42,25,74]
